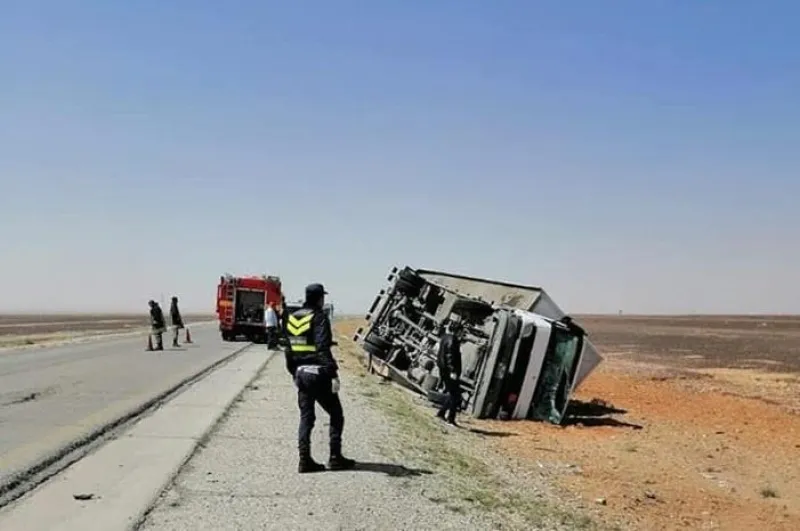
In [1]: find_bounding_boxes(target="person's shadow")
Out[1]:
[334,462,433,477]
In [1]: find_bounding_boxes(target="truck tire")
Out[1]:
[451,298,494,321]
[363,334,392,360]
[221,331,233,341]
[394,269,424,297]
[424,286,445,315]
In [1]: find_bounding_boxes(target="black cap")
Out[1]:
[305,283,328,297]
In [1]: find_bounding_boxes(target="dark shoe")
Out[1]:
[298,457,325,474]
[327,454,356,471]
[172,342,180,348]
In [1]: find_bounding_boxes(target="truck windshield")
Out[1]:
[529,326,583,424]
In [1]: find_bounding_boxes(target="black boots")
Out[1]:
[298,454,355,473]
[298,454,325,474]
[327,454,356,471]
[436,411,457,425]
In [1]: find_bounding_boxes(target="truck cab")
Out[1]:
[469,309,588,423]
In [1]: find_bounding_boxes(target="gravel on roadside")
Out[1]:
[139,350,497,531]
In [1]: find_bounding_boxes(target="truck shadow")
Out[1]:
[463,426,516,438]
[348,461,434,477]
[562,398,643,430]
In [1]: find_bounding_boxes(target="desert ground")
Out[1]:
[0,313,216,348]
[336,315,800,531]
[4,313,797,530]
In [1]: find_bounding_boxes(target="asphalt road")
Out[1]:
[0,324,254,488]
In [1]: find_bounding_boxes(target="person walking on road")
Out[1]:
[264,302,278,348]
[436,320,465,425]
[284,283,355,473]
[170,296,184,347]
[148,300,166,351]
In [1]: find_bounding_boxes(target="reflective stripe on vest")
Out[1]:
[287,309,317,354]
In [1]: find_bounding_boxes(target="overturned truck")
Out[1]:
[353,267,603,425]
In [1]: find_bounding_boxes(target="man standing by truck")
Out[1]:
[436,320,464,425]
[148,300,166,351]
[284,283,355,473]
[264,302,278,348]
[170,296,184,348]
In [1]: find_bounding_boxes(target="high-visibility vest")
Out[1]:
[286,308,317,353]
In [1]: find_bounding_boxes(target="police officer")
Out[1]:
[169,296,184,348]
[436,320,464,425]
[284,283,355,473]
[148,300,166,351]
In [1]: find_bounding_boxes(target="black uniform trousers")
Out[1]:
[294,368,344,457]
[437,373,461,422]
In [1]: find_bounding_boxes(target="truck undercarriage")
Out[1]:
[353,266,603,425]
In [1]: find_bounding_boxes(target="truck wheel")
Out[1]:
[221,331,232,341]
[395,269,424,297]
[452,298,494,321]
[363,334,392,360]
[388,349,411,371]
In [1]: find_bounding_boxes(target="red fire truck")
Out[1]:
[216,274,283,342]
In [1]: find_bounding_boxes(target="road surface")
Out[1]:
[0,325,252,491]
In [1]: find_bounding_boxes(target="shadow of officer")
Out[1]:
[284,283,356,473]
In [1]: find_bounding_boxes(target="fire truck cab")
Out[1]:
[216,274,283,343]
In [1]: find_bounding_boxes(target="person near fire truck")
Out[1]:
[148,300,166,351]
[264,301,278,348]
[436,320,465,425]
[170,296,184,348]
[283,283,355,473]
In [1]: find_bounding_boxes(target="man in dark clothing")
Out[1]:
[436,321,464,425]
[169,296,184,347]
[148,300,166,351]
[284,283,355,473]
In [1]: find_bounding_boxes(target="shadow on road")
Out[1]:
[349,462,433,477]
[562,398,644,430]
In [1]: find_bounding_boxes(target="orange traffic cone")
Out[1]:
[146,334,154,351]
[185,328,192,344]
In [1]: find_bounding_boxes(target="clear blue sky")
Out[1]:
[1,1,798,315]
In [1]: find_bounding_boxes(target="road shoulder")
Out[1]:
[0,345,269,531]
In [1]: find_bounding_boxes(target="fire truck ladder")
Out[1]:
[221,282,236,322]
